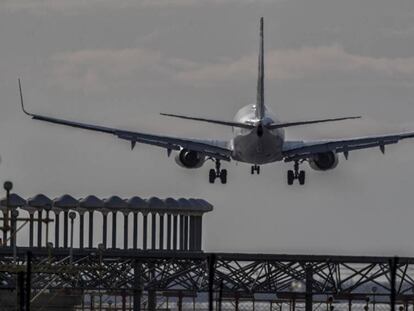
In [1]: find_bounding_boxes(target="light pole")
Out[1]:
[364,297,370,311]
[3,181,13,246]
[372,286,377,311]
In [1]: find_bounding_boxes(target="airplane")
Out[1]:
[18,17,414,185]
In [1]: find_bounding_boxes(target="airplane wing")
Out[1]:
[18,79,231,161]
[283,132,414,161]
[26,112,232,160]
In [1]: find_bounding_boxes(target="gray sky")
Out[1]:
[2,0,414,255]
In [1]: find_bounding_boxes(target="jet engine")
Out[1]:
[308,151,339,171]
[175,149,205,169]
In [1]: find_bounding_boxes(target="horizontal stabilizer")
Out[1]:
[160,113,254,129]
[267,116,361,130]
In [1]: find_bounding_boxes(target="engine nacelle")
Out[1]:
[308,151,339,171]
[175,149,205,169]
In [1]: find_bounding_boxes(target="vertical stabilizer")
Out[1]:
[256,17,265,120]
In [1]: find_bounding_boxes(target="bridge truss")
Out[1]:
[0,248,413,310]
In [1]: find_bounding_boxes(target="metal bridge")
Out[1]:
[0,185,413,310]
[0,249,413,311]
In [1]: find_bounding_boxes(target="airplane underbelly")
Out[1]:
[232,130,284,164]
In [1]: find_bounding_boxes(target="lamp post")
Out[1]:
[372,286,377,311]
[364,297,370,311]
[3,181,13,246]
[327,296,333,311]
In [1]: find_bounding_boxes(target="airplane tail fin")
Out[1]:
[256,17,265,120]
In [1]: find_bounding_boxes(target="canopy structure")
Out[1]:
[0,194,213,251]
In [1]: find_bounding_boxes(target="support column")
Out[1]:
[29,212,35,248]
[102,212,108,249]
[305,265,313,311]
[143,214,148,250]
[133,260,142,311]
[133,213,138,250]
[194,216,199,251]
[63,210,69,248]
[178,293,183,311]
[54,212,60,248]
[79,212,85,249]
[167,214,172,250]
[37,209,42,247]
[148,263,156,311]
[17,271,24,311]
[2,210,7,246]
[88,210,94,248]
[148,291,156,311]
[390,257,398,311]
[26,251,32,311]
[197,216,203,250]
[184,216,189,251]
[208,254,216,311]
[173,215,178,250]
[122,291,127,311]
[179,215,185,250]
[189,216,196,251]
[151,213,156,250]
[124,212,129,250]
[159,214,164,250]
[112,211,117,249]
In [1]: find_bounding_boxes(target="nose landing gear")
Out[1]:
[251,165,261,175]
[287,160,305,185]
[209,159,227,184]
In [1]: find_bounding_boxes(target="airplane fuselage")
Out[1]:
[231,104,285,164]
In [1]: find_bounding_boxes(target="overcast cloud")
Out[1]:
[2,0,414,255]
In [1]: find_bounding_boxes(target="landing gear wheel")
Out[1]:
[209,169,216,184]
[220,169,227,184]
[287,170,294,185]
[251,165,261,175]
[286,160,305,185]
[298,170,305,185]
[209,159,228,184]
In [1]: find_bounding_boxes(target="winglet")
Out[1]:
[18,78,32,116]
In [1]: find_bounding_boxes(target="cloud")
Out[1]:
[51,48,165,91]
[49,45,414,91]
[2,0,275,13]
[176,44,414,83]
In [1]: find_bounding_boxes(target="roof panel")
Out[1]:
[53,194,79,209]
[127,196,148,209]
[79,195,104,209]
[104,196,128,209]
[0,193,27,208]
[28,194,52,209]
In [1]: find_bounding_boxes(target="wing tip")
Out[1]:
[18,78,33,117]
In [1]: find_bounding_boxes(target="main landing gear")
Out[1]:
[209,159,227,184]
[287,160,305,185]
[251,165,260,175]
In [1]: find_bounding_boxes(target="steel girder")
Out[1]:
[0,249,413,302]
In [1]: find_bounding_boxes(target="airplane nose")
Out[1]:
[257,123,264,137]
